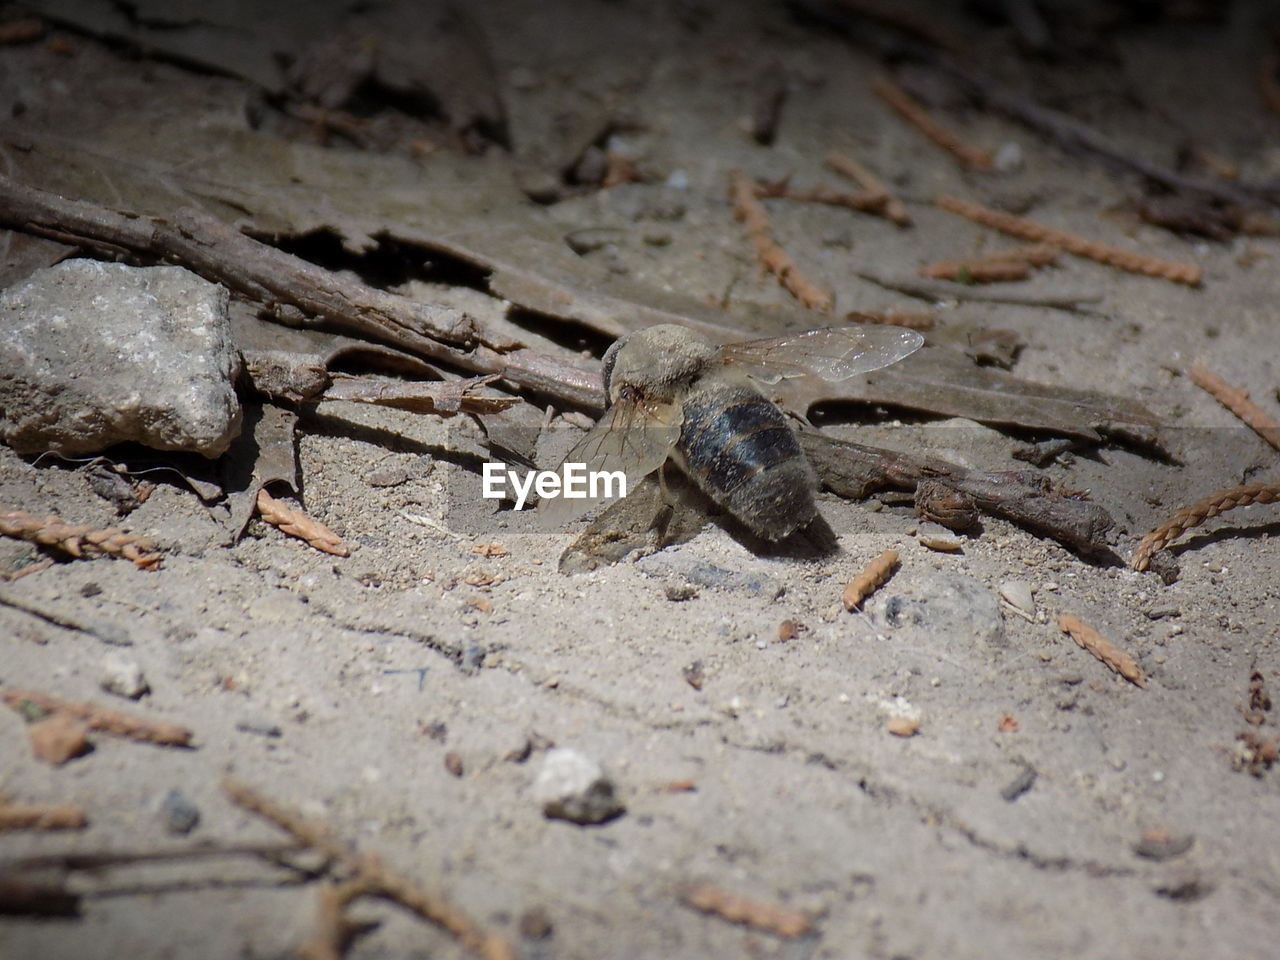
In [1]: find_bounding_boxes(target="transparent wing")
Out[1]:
[537,398,682,526]
[719,326,924,385]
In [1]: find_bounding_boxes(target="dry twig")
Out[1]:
[0,509,162,569]
[1130,480,1280,572]
[1,688,194,747]
[680,882,814,938]
[825,152,911,225]
[1187,365,1280,453]
[920,245,1058,283]
[936,195,1202,285]
[224,778,514,960]
[872,76,992,169]
[0,802,87,831]
[842,549,899,610]
[255,489,350,557]
[1057,614,1147,688]
[728,169,832,313]
[753,179,889,215]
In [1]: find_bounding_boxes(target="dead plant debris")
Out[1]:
[2,687,195,749]
[936,194,1202,286]
[0,801,88,831]
[872,75,993,169]
[728,168,832,313]
[825,151,911,226]
[842,549,899,611]
[679,882,814,939]
[1057,614,1147,688]
[256,488,350,557]
[0,509,162,569]
[1130,480,1280,572]
[223,778,514,960]
[1188,365,1280,453]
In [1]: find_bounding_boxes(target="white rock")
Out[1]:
[533,748,624,824]
[999,579,1036,616]
[100,653,148,699]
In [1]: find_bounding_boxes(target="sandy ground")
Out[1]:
[2,1,1279,958]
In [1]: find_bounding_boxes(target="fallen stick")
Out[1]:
[224,779,514,960]
[1,688,194,747]
[0,509,162,569]
[855,267,1103,310]
[1187,365,1280,453]
[729,169,833,313]
[842,549,899,610]
[936,195,1202,285]
[680,882,814,938]
[256,489,350,557]
[1057,614,1146,688]
[798,431,1115,557]
[1130,480,1280,572]
[825,151,911,225]
[919,245,1058,283]
[0,175,604,412]
[753,179,889,215]
[872,75,992,169]
[0,803,87,831]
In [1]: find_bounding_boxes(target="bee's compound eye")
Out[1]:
[600,334,631,406]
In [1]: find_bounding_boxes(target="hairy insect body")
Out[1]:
[674,377,817,540]
[541,322,924,543]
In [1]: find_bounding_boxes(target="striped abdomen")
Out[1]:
[674,379,817,540]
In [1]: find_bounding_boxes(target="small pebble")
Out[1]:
[1134,829,1193,861]
[887,716,920,737]
[994,141,1024,173]
[444,751,465,778]
[1001,763,1037,802]
[28,714,91,765]
[998,580,1035,617]
[533,748,625,824]
[916,522,963,553]
[100,653,149,700]
[366,463,409,488]
[158,788,201,835]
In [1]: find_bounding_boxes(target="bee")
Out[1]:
[540,323,924,541]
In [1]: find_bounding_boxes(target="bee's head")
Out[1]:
[601,324,715,408]
[600,332,632,409]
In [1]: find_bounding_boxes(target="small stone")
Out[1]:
[998,580,1035,616]
[916,522,964,552]
[886,716,920,737]
[100,653,149,700]
[1000,763,1037,801]
[533,748,624,824]
[665,583,698,602]
[28,714,91,765]
[444,751,464,777]
[366,463,409,488]
[0,261,241,456]
[158,788,201,835]
[994,141,1024,173]
[1134,829,1193,861]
